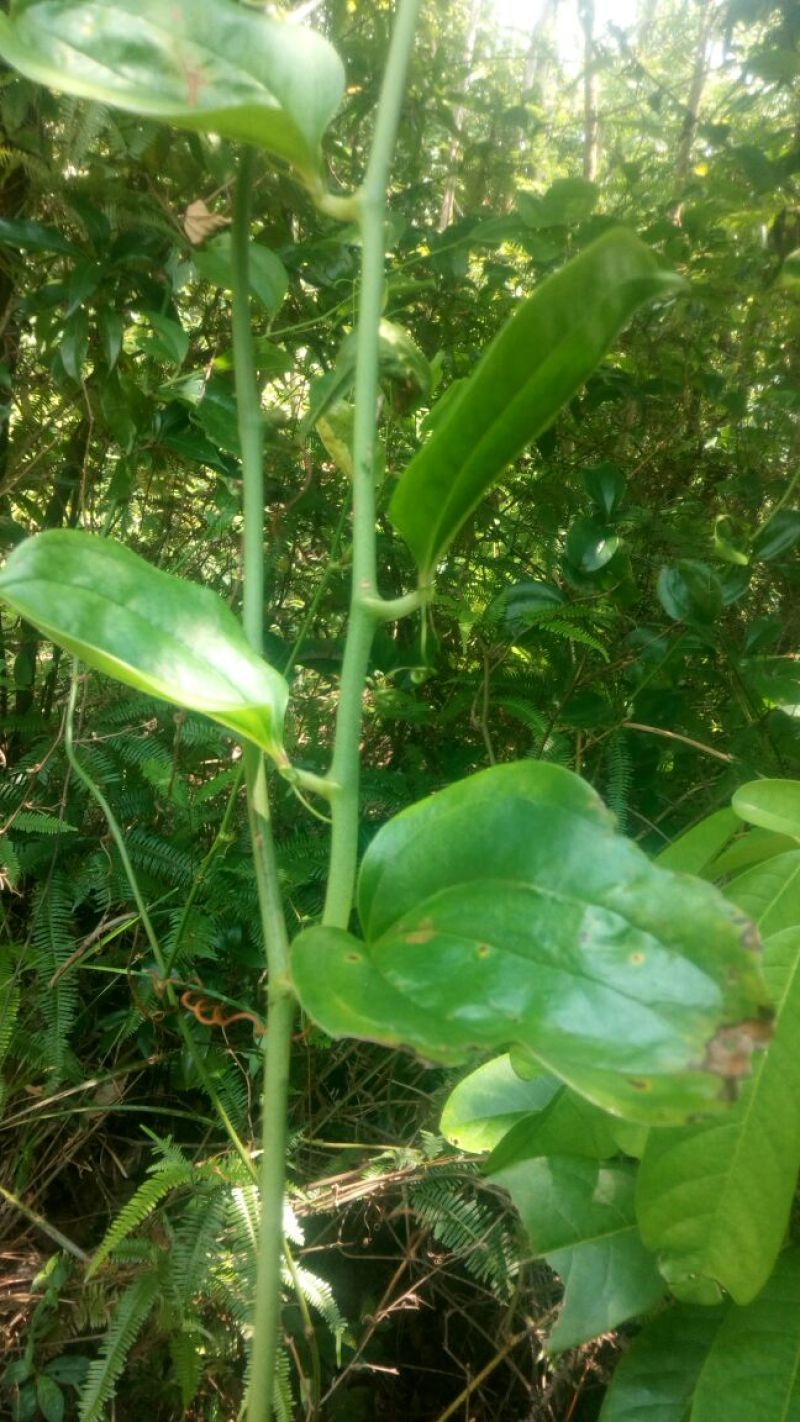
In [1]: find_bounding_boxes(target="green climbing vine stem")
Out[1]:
[322,0,422,929]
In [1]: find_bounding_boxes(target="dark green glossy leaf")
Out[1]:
[657,560,723,626]
[292,761,770,1123]
[566,516,620,573]
[193,235,288,316]
[691,1247,800,1421]
[752,510,800,562]
[0,0,345,181]
[59,309,88,382]
[598,1304,725,1422]
[636,928,799,1305]
[732,779,800,840]
[582,460,626,516]
[439,1054,559,1153]
[0,530,288,763]
[491,1156,664,1351]
[0,215,79,255]
[389,229,684,580]
[487,579,564,635]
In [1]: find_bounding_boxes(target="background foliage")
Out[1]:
[1,0,799,1417]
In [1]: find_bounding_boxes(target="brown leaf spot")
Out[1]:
[702,1015,774,1079]
[627,1078,650,1091]
[476,943,491,958]
[405,918,435,945]
[628,951,646,966]
[345,952,361,964]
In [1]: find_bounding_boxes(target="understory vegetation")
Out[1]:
[1,0,800,1418]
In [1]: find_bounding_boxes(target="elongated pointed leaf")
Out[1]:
[726,850,800,937]
[389,229,683,579]
[439,1054,559,1153]
[656,808,739,875]
[732,778,800,840]
[598,1304,726,1421]
[490,1156,664,1351]
[0,531,288,762]
[636,927,800,1305]
[0,0,345,181]
[691,1247,800,1422]
[292,761,771,1124]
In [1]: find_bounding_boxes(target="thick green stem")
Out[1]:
[231,147,295,1422]
[323,0,421,929]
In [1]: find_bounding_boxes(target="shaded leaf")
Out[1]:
[491,1156,664,1351]
[389,229,684,579]
[0,0,345,181]
[0,530,288,763]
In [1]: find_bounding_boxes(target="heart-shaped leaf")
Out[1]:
[292,761,771,1123]
[0,0,345,182]
[389,229,684,581]
[0,530,288,763]
[490,1156,664,1351]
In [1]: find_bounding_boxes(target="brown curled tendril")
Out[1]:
[180,988,266,1038]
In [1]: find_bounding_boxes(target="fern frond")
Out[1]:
[605,730,633,831]
[32,873,77,1082]
[10,810,77,834]
[170,1327,204,1411]
[411,1172,519,1299]
[78,1272,160,1422]
[87,1155,196,1278]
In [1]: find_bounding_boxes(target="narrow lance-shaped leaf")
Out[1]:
[292,761,772,1124]
[0,530,289,764]
[0,0,345,183]
[389,228,684,580]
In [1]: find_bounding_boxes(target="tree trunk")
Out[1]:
[438,0,482,232]
[671,1,717,221]
[579,0,600,183]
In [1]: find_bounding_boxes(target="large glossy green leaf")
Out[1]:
[0,530,288,763]
[732,778,800,840]
[636,927,800,1305]
[0,0,345,182]
[490,1156,664,1351]
[690,1247,800,1422]
[598,1304,726,1421]
[388,229,683,580]
[292,761,771,1123]
[439,1054,559,1153]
